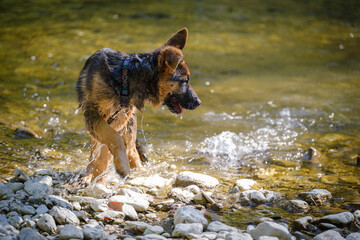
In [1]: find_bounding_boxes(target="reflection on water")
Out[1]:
[0,0,359,227]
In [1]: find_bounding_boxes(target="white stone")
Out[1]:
[24,180,53,196]
[170,188,194,204]
[36,213,57,234]
[7,211,23,229]
[0,224,19,239]
[37,175,53,186]
[172,223,203,238]
[175,171,219,188]
[8,182,24,192]
[240,190,282,206]
[320,212,354,226]
[139,234,167,240]
[90,199,108,212]
[207,221,237,232]
[121,203,138,220]
[59,224,84,240]
[313,230,345,240]
[118,188,153,202]
[17,205,36,215]
[353,210,360,219]
[144,225,164,235]
[49,206,79,225]
[109,195,149,212]
[250,221,293,240]
[298,189,332,205]
[174,206,208,227]
[225,232,253,240]
[235,179,257,191]
[286,200,309,213]
[346,233,360,240]
[203,232,218,240]
[80,183,113,198]
[184,185,201,194]
[258,237,279,240]
[95,210,125,221]
[127,174,172,188]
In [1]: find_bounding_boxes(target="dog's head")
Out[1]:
[157,28,201,114]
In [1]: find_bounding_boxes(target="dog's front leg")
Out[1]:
[84,107,130,179]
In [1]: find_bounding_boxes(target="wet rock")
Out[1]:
[207,221,237,232]
[225,232,253,240]
[125,221,151,233]
[24,179,53,196]
[313,230,345,240]
[298,189,331,205]
[319,212,354,226]
[175,171,219,188]
[250,221,293,240]
[36,204,49,214]
[17,204,36,215]
[172,223,203,238]
[0,182,13,200]
[49,206,80,225]
[127,174,172,188]
[15,127,40,139]
[109,195,149,212]
[45,195,73,210]
[235,179,258,191]
[17,227,46,240]
[36,213,57,234]
[170,187,194,204]
[7,211,23,229]
[284,200,309,213]
[59,224,84,240]
[95,210,125,221]
[82,225,106,240]
[80,183,113,198]
[240,190,282,206]
[303,147,321,160]
[293,216,313,231]
[143,225,164,235]
[347,233,360,240]
[174,206,208,227]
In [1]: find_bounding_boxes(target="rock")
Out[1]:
[207,221,237,232]
[293,216,313,231]
[127,174,172,188]
[8,182,24,192]
[17,204,36,215]
[240,190,282,206]
[185,185,202,194]
[17,227,46,240]
[258,237,279,240]
[49,206,80,225]
[313,230,345,240]
[319,212,354,226]
[90,199,108,212]
[174,206,208,227]
[7,211,23,229]
[250,221,293,240]
[118,188,153,202]
[37,175,53,186]
[175,171,219,188]
[194,193,207,204]
[59,224,84,240]
[80,183,113,198]
[125,221,151,233]
[0,224,19,239]
[319,223,337,230]
[172,223,203,238]
[138,234,167,240]
[298,189,332,205]
[235,179,257,190]
[36,213,57,234]
[144,225,164,235]
[346,233,360,240]
[108,195,149,212]
[24,179,53,196]
[36,204,49,214]
[24,219,36,228]
[284,200,309,213]
[45,195,73,210]
[354,210,360,220]
[225,232,253,240]
[303,147,321,161]
[170,188,194,204]
[121,203,138,220]
[0,182,13,200]
[13,169,29,182]
[82,225,106,240]
[34,169,54,176]
[95,210,125,221]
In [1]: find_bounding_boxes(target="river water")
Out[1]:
[0,0,359,227]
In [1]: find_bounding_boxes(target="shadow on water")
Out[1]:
[0,0,359,228]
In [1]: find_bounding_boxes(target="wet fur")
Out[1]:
[76,28,201,183]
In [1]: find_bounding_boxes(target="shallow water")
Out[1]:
[1,0,360,228]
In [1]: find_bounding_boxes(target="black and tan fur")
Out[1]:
[76,28,201,183]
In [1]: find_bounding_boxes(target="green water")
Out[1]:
[1,0,359,228]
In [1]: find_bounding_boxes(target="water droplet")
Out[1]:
[210,89,215,93]
[48,53,53,58]
[30,56,36,60]
[350,33,354,38]
[113,14,119,19]
[339,44,344,50]
[205,81,210,86]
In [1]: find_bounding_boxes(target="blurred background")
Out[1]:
[0,0,360,221]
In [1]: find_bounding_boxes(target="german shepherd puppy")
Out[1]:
[76,28,201,183]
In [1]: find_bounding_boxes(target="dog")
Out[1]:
[76,28,201,183]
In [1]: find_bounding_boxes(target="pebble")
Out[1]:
[175,171,219,188]
[207,221,237,232]
[8,182,24,192]
[17,227,46,240]
[313,230,345,240]
[36,213,57,234]
[90,199,108,212]
[109,195,149,212]
[127,174,172,188]
[172,223,203,238]
[174,205,208,227]
[250,221,293,240]
[59,224,84,240]
[7,211,23,229]
[49,206,80,225]
[14,169,29,182]
[0,224,19,239]
[319,212,354,226]
[235,179,258,191]
[298,189,332,205]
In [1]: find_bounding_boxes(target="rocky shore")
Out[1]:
[0,169,359,240]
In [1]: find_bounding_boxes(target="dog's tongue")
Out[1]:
[172,97,183,114]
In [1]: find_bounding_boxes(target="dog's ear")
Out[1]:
[165,50,183,73]
[165,28,188,50]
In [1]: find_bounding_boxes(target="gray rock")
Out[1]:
[24,219,36,229]
[284,200,309,213]
[7,211,23,229]
[172,223,203,238]
[94,210,124,221]
[170,188,194,204]
[240,190,282,206]
[353,210,360,220]
[346,233,360,240]
[37,213,57,234]
[137,234,167,240]
[207,221,237,232]
[108,195,149,212]
[36,175,53,186]
[175,171,219,188]
[0,200,10,212]
[203,232,218,240]
[59,224,84,240]
[49,206,79,225]
[17,205,36,215]
[125,221,151,233]
[174,206,208,227]
[144,225,164,235]
[225,232,253,240]
[235,179,257,191]
[14,169,29,182]
[250,221,293,240]
[258,237,279,240]
[90,199,108,212]
[34,169,54,176]
[0,224,19,239]
[17,227,46,240]
[127,174,172,188]
[293,216,313,231]
[121,203,138,220]
[313,230,345,240]
[319,223,337,230]
[193,193,207,204]
[80,183,113,198]
[118,188,153,202]
[24,180,53,196]
[8,182,24,192]
[82,225,106,240]
[36,204,49,214]
[298,189,332,205]
[319,212,354,226]
[0,182,13,200]
[0,214,8,225]
[184,185,201,194]
[45,195,73,210]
